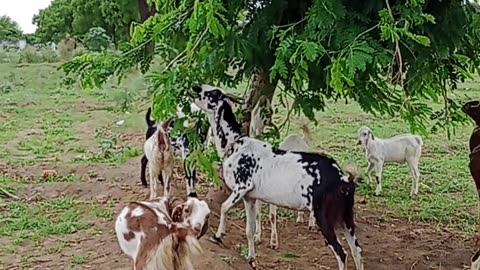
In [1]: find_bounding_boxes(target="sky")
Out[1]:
[1,0,53,33]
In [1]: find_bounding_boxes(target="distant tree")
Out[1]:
[33,0,74,44]
[33,0,142,46]
[0,16,23,42]
[83,27,113,52]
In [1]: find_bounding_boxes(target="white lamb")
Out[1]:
[357,126,423,196]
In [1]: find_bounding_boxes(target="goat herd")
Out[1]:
[113,84,480,270]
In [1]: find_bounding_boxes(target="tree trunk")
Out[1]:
[137,0,155,22]
[241,70,278,134]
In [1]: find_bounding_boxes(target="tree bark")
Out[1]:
[138,0,156,22]
[241,70,278,134]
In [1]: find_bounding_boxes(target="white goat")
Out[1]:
[143,118,175,199]
[357,126,423,196]
[191,84,364,270]
[115,196,210,270]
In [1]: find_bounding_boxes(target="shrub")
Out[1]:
[83,27,112,52]
[18,46,58,63]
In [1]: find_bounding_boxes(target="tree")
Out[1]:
[61,0,480,180]
[83,27,113,52]
[62,0,480,132]
[33,0,141,46]
[0,16,23,42]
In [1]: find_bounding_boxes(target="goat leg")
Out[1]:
[140,155,148,187]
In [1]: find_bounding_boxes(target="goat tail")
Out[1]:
[414,135,423,147]
[145,107,155,127]
[301,123,313,147]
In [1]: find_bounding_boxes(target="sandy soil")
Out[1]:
[0,158,475,270]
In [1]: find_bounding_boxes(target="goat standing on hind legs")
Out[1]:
[462,101,480,270]
[190,84,364,270]
[144,117,175,199]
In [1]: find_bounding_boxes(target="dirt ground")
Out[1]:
[0,154,476,270]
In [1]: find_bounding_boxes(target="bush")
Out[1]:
[0,48,20,63]
[83,27,112,52]
[18,46,59,63]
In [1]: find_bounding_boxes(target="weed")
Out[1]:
[239,245,249,259]
[283,252,300,259]
[71,255,88,265]
[72,127,141,164]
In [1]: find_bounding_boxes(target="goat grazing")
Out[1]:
[115,196,210,270]
[190,84,364,270]
[141,107,207,197]
[357,126,423,196]
[143,117,175,199]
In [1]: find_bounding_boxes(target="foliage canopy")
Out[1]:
[0,16,23,42]
[33,0,140,45]
[62,0,480,137]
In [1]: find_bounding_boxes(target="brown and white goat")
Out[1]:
[115,196,210,270]
[144,118,175,199]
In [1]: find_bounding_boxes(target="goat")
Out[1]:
[190,84,364,270]
[357,126,423,196]
[248,96,316,248]
[472,249,480,270]
[141,107,204,197]
[115,196,210,270]
[462,101,480,270]
[279,125,316,227]
[463,100,480,197]
[144,117,175,199]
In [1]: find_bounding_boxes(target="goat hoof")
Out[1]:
[269,242,278,250]
[248,258,258,269]
[308,226,315,231]
[209,236,226,248]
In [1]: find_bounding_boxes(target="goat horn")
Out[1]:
[224,93,244,104]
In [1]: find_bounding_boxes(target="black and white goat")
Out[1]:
[357,126,423,196]
[190,84,364,270]
[248,96,315,249]
[141,107,200,197]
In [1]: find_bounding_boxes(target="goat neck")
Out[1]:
[209,100,243,157]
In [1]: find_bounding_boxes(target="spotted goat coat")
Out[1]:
[190,84,364,270]
[115,196,210,270]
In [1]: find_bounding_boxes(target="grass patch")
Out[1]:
[72,127,141,164]
[71,255,88,265]
[0,199,92,243]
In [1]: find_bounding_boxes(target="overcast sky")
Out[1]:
[1,0,53,33]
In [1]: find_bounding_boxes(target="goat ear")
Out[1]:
[171,204,184,222]
[162,117,176,130]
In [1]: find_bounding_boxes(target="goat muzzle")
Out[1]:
[193,219,209,239]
